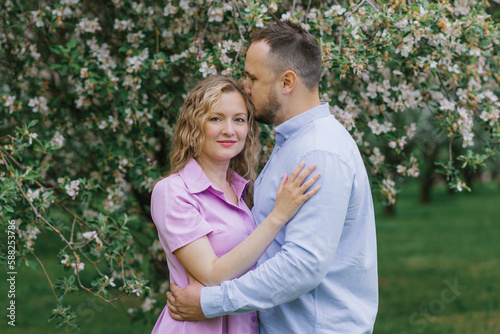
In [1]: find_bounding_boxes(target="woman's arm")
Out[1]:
[173,162,320,286]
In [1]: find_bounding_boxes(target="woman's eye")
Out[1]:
[210,117,221,122]
[235,118,246,123]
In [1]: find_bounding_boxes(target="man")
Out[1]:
[167,20,378,333]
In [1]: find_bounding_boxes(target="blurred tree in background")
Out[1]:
[0,0,498,329]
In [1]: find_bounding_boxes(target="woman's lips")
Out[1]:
[218,140,236,147]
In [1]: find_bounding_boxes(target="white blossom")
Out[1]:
[141,297,157,312]
[71,261,85,275]
[439,98,456,111]
[331,105,356,131]
[83,231,103,247]
[164,3,178,16]
[50,131,65,147]
[381,177,397,205]
[28,132,38,145]
[28,96,48,113]
[407,123,417,139]
[26,188,41,202]
[2,95,16,112]
[199,62,217,77]
[30,10,44,28]
[114,18,133,31]
[65,179,80,199]
[105,275,116,287]
[77,17,101,33]
[397,165,407,174]
[369,147,385,166]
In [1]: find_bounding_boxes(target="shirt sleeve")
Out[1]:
[201,150,354,317]
[151,177,213,253]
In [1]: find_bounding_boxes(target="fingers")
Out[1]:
[170,282,180,293]
[277,173,288,193]
[303,184,321,200]
[167,299,183,321]
[294,163,317,185]
[166,291,174,304]
[277,162,321,207]
[299,171,321,192]
[167,291,183,321]
[166,292,175,311]
[288,161,306,181]
[287,163,321,201]
[287,162,318,187]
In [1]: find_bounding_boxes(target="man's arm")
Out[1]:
[168,151,353,319]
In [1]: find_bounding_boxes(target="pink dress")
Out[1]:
[150,159,259,334]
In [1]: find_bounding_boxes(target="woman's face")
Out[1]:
[199,91,249,166]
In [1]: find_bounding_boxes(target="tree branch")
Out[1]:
[31,251,58,300]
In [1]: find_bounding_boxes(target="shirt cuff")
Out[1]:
[200,285,224,318]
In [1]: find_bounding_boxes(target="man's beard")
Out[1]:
[254,86,281,125]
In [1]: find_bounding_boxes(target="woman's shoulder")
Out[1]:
[152,173,187,196]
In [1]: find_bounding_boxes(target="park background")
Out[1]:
[1,0,499,333]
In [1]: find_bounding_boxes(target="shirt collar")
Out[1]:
[274,103,330,146]
[180,158,212,194]
[180,158,250,199]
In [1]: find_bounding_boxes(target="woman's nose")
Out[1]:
[222,121,235,135]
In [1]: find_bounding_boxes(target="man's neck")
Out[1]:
[275,93,321,127]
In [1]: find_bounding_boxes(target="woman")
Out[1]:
[150,75,320,333]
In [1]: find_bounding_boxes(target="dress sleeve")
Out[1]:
[151,177,213,253]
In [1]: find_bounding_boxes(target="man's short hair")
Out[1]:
[250,20,322,90]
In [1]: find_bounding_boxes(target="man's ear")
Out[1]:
[281,71,296,94]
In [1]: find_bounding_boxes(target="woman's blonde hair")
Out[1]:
[167,75,261,207]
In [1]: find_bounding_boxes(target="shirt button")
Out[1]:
[285,135,289,139]
[251,314,257,322]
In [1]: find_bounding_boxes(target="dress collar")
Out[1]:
[180,158,250,200]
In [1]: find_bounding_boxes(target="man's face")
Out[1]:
[244,41,282,125]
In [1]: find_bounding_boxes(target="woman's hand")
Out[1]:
[271,162,321,225]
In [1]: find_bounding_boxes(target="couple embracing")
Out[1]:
[151,20,378,334]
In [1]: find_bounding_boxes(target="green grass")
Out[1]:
[2,182,499,333]
[374,181,500,334]
[0,235,153,333]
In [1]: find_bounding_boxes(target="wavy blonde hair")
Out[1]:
[167,75,261,207]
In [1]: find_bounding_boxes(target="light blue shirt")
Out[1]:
[201,103,378,333]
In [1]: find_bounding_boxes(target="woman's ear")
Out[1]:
[281,71,296,94]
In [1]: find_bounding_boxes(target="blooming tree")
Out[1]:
[1,0,499,328]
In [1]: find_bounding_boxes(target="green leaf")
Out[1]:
[50,63,63,70]
[28,119,38,127]
[49,45,64,55]
[97,213,107,226]
[66,39,78,50]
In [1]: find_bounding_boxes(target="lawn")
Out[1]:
[1,181,499,333]
[374,181,500,334]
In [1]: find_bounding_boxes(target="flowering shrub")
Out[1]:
[1,0,499,328]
